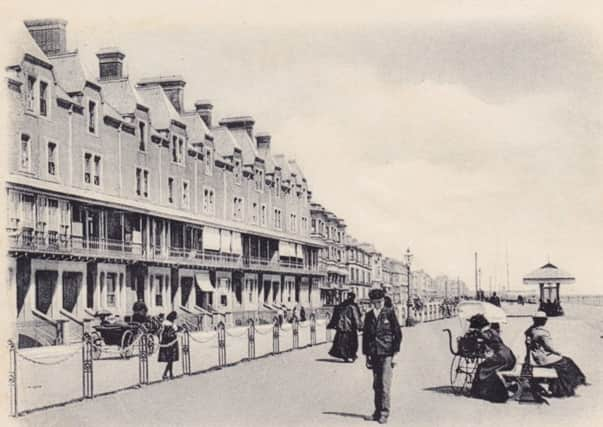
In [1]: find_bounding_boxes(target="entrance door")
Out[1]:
[35,270,58,316]
[181,277,193,308]
[62,272,82,315]
[264,280,271,303]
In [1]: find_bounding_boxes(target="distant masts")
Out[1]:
[505,244,510,292]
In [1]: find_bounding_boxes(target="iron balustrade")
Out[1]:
[8,229,322,274]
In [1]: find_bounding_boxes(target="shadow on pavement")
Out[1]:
[315,358,353,363]
[323,411,370,420]
[423,385,458,395]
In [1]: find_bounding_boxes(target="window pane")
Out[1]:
[47,142,56,175]
[39,81,48,116]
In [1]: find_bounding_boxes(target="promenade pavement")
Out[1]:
[10,303,603,427]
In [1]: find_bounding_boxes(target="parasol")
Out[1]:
[457,301,507,324]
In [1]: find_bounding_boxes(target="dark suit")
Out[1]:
[362,307,402,420]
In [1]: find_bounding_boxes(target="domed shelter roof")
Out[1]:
[523,262,575,285]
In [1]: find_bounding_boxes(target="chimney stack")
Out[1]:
[24,19,67,56]
[138,76,186,113]
[219,116,255,138]
[255,132,271,149]
[97,48,126,80]
[194,100,213,127]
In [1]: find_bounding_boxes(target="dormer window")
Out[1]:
[234,159,241,184]
[138,121,147,151]
[26,76,36,112]
[39,81,48,117]
[88,100,97,134]
[205,148,213,176]
[178,138,185,165]
[255,169,264,192]
[171,135,178,162]
[275,177,281,197]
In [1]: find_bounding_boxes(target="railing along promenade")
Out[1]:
[560,295,603,306]
[7,301,458,418]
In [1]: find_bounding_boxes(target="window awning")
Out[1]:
[195,272,214,292]
[203,227,220,251]
[220,230,231,253]
[231,232,242,255]
[281,242,295,257]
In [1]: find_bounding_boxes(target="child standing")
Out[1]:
[158,311,179,380]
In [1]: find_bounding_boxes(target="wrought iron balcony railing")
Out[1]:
[8,229,322,275]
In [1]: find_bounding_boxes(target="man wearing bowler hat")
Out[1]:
[362,289,402,424]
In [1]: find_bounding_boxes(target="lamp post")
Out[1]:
[404,248,413,327]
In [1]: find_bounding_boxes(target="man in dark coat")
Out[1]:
[362,289,402,424]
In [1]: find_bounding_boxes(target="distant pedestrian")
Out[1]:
[132,298,148,323]
[158,311,179,380]
[293,301,306,322]
[328,293,362,362]
[362,289,402,424]
[490,292,501,307]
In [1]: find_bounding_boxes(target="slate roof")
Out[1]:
[229,128,262,165]
[273,154,293,181]
[257,147,277,174]
[211,125,241,159]
[181,112,212,145]
[48,51,91,93]
[288,159,306,185]
[8,23,51,68]
[98,77,147,115]
[136,84,184,130]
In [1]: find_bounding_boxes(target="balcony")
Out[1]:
[8,229,322,275]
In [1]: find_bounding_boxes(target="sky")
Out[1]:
[4,1,603,294]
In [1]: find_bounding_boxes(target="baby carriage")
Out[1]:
[442,301,507,395]
[89,311,157,360]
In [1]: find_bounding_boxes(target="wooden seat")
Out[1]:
[500,364,558,380]
[500,363,558,404]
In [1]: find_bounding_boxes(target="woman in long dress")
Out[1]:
[525,311,587,397]
[328,293,362,362]
[469,314,517,403]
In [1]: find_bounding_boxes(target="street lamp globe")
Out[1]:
[404,247,413,266]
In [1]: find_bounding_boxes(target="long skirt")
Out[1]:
[544,356,586,397]
[158,343,179,363]
[471,350,516,403]
[328,330,358,360]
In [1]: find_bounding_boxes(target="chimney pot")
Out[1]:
[24,19,68,56]
[219,116,255,138]
[194,99,213,127]
[255,132,271,149]
[97,48,126,80]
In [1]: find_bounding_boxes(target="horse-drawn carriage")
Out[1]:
[89,311,161,360]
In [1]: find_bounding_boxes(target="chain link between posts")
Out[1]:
[15,345,82,366]
[225,328,249,338]
[188,331,218,344]
[8,309,340,415]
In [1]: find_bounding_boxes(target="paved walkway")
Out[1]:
[10,304,603,427]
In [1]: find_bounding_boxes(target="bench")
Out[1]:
[500,364,558,404]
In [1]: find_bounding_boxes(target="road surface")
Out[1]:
[11,304,603,427]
